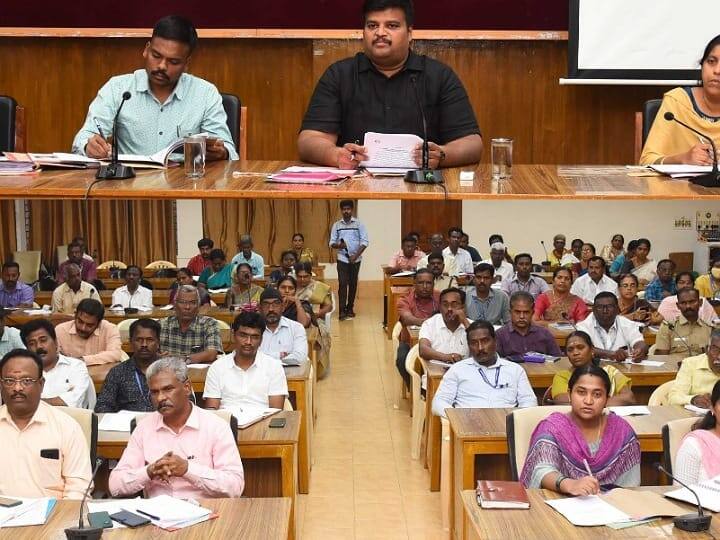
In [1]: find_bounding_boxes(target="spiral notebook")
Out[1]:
[665,476,720,512]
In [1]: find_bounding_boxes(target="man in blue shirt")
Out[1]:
[230,235,265,279]
[330,200,370,320]
[0,262,34,308]
[72,15,236,161]
[644,259,677,303]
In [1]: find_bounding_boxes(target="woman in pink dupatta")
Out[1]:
[520,364,640,495]
[675,380,720,484]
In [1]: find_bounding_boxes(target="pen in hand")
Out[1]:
[92,117,106,140]
[583,458,594,478]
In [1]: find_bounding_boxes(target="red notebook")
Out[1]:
[476,480,530,509]
[266,172,349,184]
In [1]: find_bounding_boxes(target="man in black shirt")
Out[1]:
[94,318,161,413]
[298,0,482,169]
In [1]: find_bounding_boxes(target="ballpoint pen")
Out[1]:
[92,117,105,139]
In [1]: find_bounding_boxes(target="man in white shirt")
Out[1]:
[111,265,153,311]
[204,311,288,410]
[0,309,24,357]
[577,291,648,362]
[481,242,514,283]
[257,287,308,365]
[419,288,473,364]
[20,318,93,408]
[431,320,537,417]
[570,256,619,304]
[442,227,474,276]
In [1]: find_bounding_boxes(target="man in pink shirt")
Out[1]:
[109,356,244,499]
[186,238,214,276]
[56,240,98,284]
[55,298,123,365]
[385,235,425,275]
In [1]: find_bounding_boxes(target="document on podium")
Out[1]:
[359,132,423,169]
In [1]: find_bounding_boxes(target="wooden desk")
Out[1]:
[381,269,414,336]
[448,406,694,540]
[34,289,227,307]
[461,487,716,540]
[90,362,313,495]
[98,411,300,540]
[423,354,681,492]
[4,164,720,201]
[0,497,291,540]
[387,285,413,339]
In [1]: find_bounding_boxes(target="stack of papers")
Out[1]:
[685,403,710,415]
[621,359,665,367]
[223,406,281,429]
[359,132,422,170]
[0,156,36,175]
[665,476,720,512]
[650,164,714,178]
[391,270,416,277]
[135,495,213,530]
[0,497,55,527]
[4,152,99,170]
[98,410,138,432]
[545,495,630,526]
[608,406,651,416]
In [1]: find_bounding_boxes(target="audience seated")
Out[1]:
[170,268,211,305]
[576,292,648,362]
[65,236,94,264]
[674,380,720,485]
[0,349,92,499]
[668,330,720,406]
[694,256,720,300]
[577,243,596,276]
[386,235,425,274]
[225,263,263,308]
[418,288,472,365]
[56,240,97,284]
[550,331,635,406]
[111,264,153,311]
[268,250,298,286]
[56,299,123,366]
[629,238,656,285]
[495,292,561,359]
[295,262,332,318]
[276,275,314,329]
[292,233,316,266]
[231,235,265,279]
[616,273,660,324]
[51,263,100,314]
[186,238,213,276]
[520,364,640,493]
[204,312,288,410]
[159,285,222,363]
[658,272,717,324]
[198,249,234,290]
[464,263,510,325]
[442,227,474,276]
[599,234,625,265]
[459,232,481,263]
[257,287,308,365]
[431,321,537,417]
[0,261,34,308]
[533,268,589,325]
[655,288,712,356]
[109,357,244,499]
[20,319,92,408]
[644,259,677,302]
[416,234,447,270]
[568,238,583,267]
[427,252,453,291]
[547,234,569,268]
[609,239,638,278]
[0,308,24,356]
[480,242,514,283]
[95,319,161,413]
[501,253,549,299]
[395,269,440,388]
[488,234,514,264]
[570,256,618,305]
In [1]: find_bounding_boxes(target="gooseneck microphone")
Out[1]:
[663,111,720,187]
[655,463,712,532]
[96,91,135,180]
[65,457,105,539]
[540,240,551,265]
[404,75,443,185]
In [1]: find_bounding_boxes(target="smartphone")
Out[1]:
[110,510,151,528]
[269,417,286,428]
[0,497,21,508]
[88,511,113,529]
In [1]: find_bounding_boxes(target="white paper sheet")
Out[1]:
[98,410,137,432]
[622,359,665,367]
[186,363,211,370]
[223,406,280,429]
[0,498,52,527]
[545,495,630,526]
[608,406,651,416]
[281,166,357,175]
[359,132,423,169]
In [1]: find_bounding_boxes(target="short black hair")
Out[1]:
[280,250,297,261]
[619,273,639,286]
[126,264,142,276]
[570,238,584,248]
[553,267,573,282]
[401,234,417,244]
[0,348,43,379]
[415,268,434,280]
[588,256,606,268]
[488,234,503,245]
[232,311,266,333]
[198,238,214,249]
[447,226,463,237]
[339,199,354,210]
[427,251,444,263]
[362,0,414,26]
[593,291,618,305]
[675,271,695,285]
[129,318,161,340]
[67,240,82,251]
[20,318,56,345]
[77,298,105,321]
[509,291,534,308]
[701,35,720,65]
[677,287,700,301]
[440,287,465,304]
[514,253,532,265]
[235,262,252,273]
[2,261,19,272]
[466,320,496,339]
[292,233,305,241]
[177,267,192,278]
[277,275,298,290]
[152,15,198,52]
[294,261,313,275]
[474,263,495,276]
[657,258,676,269]
[568,363,611,395]
[209,248,226,261]
[627,240,639,251]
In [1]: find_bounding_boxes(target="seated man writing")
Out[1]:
[55,298,123,365]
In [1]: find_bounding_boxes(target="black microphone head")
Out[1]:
[540,240,546,245]
[664,111,675,121]
[122,91,131,101]
[654,462,664,471]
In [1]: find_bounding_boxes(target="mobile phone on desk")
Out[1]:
[269,417,286,428]
[88,511,113,529]
[110,510,151,528]
[0,497,21,508]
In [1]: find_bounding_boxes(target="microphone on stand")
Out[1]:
[666,320,693,356]
[540,240,551,270]
[96,91,135,180]
[405,75,443,185]
[655,463,712,532]
[65,457,105,539]
[663,112,720,187]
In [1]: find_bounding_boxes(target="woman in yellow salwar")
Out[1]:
[295,261,332,378]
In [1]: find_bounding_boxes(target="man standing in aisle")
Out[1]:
[298,0,482,169]
[72,15,236,160]
[330,200,369,321]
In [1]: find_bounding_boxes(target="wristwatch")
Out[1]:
[555,475,566,492]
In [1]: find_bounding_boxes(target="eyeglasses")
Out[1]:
[1,377,40,388]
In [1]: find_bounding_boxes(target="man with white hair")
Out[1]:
[480,242,514,283]
[109,357,244,498]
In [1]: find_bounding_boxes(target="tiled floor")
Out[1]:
[297,282,444,539]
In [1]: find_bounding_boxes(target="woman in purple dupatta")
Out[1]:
[520,364,640,496]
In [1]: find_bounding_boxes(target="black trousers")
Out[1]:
[337,260,361,312]
[396,341,411,388]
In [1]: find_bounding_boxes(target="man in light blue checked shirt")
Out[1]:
[72,15,237,161]
[330,200,369,320]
